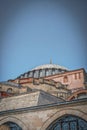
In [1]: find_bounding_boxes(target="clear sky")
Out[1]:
[0,0,87,81]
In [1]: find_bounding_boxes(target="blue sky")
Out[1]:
[0,0,87,81]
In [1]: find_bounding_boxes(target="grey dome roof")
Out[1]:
[32,64,68,71]
[17,63,68,79]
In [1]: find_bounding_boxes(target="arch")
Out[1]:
[67,89,87,101]
[0,116,28,130]
[46,114,87,130]
[7,88,12,93]
[0,124,10,130]
[1,122,22,130]
[63,76,68,83]
[41,108,87,130]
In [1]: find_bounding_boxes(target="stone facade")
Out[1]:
[45,68,86,91]
[0,82,27,95]
[0,64,87,130]
[0,99,87,130]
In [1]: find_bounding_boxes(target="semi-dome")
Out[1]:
[18,63,68,79]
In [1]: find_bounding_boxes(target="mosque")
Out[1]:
[0,63,87,130]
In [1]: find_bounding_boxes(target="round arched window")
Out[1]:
[46,115,87,130]
[2,122,22,130]
[63,76,68,83]
[7,88,12,93]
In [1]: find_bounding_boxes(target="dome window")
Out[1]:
[40,70,43,77]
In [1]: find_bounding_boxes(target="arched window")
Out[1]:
[28,71,33,77]
[46,115,87,130]
[63,76,68,83]
[46,69,49,76]
[74,73,78,79]
[52,69,55,75]
[40,70,43,77]
[42,69,46,77]
[2,122,22,130]
[7,88,12,93]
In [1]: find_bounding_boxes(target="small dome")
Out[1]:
[32,64,68,71]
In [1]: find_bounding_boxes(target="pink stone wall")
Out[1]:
[45,69,85,91]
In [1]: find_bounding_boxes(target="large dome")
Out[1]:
[18,63,68,79]
[32,64,68,71]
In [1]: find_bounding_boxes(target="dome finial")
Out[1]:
[50,58,52,64]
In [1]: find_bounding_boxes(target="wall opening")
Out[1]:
[0,121,22,130]
[46,115,87,130]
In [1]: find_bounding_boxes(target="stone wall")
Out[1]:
[0,92,39,111]
[0,99,87,130]
[11,69,85,93]
[0,83,27,94]
[45,69,85,91]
